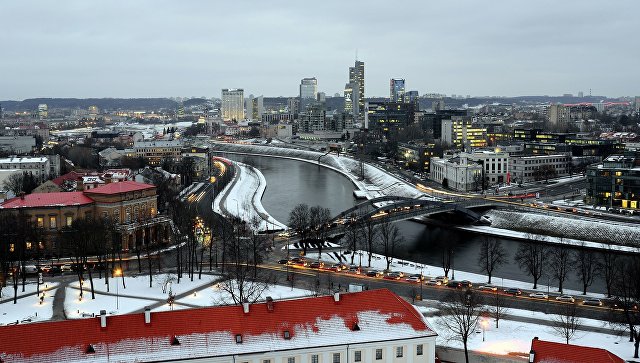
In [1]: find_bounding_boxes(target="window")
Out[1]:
[36,217,44,228]
[26,242,33,250]
[263,360,271,363]
[235,334,242,344]
[283,330,291,340]
[49,216,56,229]
[396,346,403,358]
[354,351,362,362]
[65,215,73,227]
[375,349,382,360]
[311,355,319,363]
[287,358,295,363]
[417,344,423,356]
[332,353,340,363]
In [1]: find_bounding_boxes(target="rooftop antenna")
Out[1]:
[355,49,358,62]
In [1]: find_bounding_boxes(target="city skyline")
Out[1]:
[1,1,639,100]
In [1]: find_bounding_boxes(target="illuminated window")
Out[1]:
[10,243,15,252]
[26,242,33,250]
[66,216,73,227]
[49,216,56,229]
[37,217,44,228]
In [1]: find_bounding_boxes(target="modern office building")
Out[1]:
[246,95,264,121]
[587,152,640,210]
[344,82,355,119]
[221,88,245,121]
[0,289,438,363]
[365,101,418,138]
[299,103,326,133]
[299,77,318,112]
[390,78,406,102]
[419,109,469,139]
[397,142,435,173]
[348,60,365,120]
[406,90,419,103]
[441,117,487,149]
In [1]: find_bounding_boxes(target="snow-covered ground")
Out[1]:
[0,288,57,325]
[177,283,313,306]
[213,160,287,231]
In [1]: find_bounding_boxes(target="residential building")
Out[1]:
[430,156,483,191]
[299,104,326,133]
[0,289,437,363]
[547,104,570,128]
[397,142,435,173]
[460,150,509,185]
[221,88,245,121]
[0,136,36,154]
[133,140,183,166]
[587,152,640,210]
[405,90,419,103]
[509,154,570,184]
[390,78,406,102]
[0,181,170,254]
[441,117,487,149]
[0,156,50,183]
[246,95,264,121]
[529,337,623,363]
[38,103,48,119]
[349,60,365,120]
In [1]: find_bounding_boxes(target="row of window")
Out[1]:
[243,344,424,363]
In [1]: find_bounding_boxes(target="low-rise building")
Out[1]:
[587,152,640,210]
[0,289,437,363]
[0,136,36,154]
[509,154,571,184]
[397,142,435,173]
[459,150,510,185]
[430,155,483,191]
[530,337,623,363]
[133,140,183,166]
[0,156,50,183]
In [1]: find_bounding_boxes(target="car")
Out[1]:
[328,263,345,271]
[23,265,38,274]
[40,265,53,274]
[504,288,522,296]
[583,299,603,307]
[277,232,291,237]
[49,266,62,274]
[277,259,288,265]
[426,279,442,286]
[384,272,401,280]
[409,273,425,281]
[405,276,422,283]
[555,295,575,303]
[309,261,323,269]
[460,280,473,288]
[61,264,72,272]
[478,284,498,291]
[366,270,383,278]
[435,276,449,284]
[446,281,462,288]
[529,292,548,299]
[347,267,362,275]
[394,271,405,278]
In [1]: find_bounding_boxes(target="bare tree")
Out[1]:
[550,303,581,344]
[489,288,510,328]
[362,217,379,267]
[288,203,310,254]
[598,243,618,298]
[378,221,402,271]
[2,173,25,195]
[442,248,453,278]
[438,289,486,363]
[610,255,640,358]
[309,206,331,259]
[573,243,596,295]
[477,237,506,284]
[549,244,571,293]
[514,235,548,289]
[344,218,363,265]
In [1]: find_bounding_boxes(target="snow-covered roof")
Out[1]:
[0,289,435,363]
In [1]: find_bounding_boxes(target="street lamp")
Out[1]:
[114,268,122,310]
[480,318,489,342]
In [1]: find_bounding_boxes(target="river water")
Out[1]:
[224,153,611,293]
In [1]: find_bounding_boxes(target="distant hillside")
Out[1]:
[0,98,179,112]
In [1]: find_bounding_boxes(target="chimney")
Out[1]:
[266,296,274,312]
[144,307,151,324]
[100,310,107,328]
[242,300,249,314]
[333,292,340,302]
[19,192,25,200]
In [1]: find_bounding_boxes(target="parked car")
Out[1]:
[529,292,548,299]
[504,288,522,296]
[405,276,422,283]
[555,295,575,303]
[478,284,498,291]
[583,299,603,307]
[426,279,442,286]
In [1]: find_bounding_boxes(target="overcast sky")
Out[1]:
[1,1,638,100]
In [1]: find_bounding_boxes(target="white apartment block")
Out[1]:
[222,88,245,121]
[0,156,50,182]
[509,154,571,183]
[133,140,183,166]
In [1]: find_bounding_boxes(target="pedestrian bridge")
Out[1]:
[330,196,498,227]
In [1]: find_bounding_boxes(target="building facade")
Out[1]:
[222,88,245,121]
[0,156,50,183]
[441,118,487,150]
[349,60,365,120]
[587,152,640,210]
[397,143,435,173]
[459,150,510,185]
[390,78,406,102]
[0,289,437,363]
[509,154,570,184]
[365,101,418,138]
[133,140,183,166]
[430,156,483,191]
[299,77,318,112]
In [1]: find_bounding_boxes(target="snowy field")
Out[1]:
[0,288,57,325]
[177,283,313,306]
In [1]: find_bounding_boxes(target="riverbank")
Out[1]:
[212,159,287,232]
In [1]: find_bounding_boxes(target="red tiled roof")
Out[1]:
[51,171,84,186]
[83,180,155,195]
[0,191,93,209]
[0,289,434,362]
[531,338,624,363]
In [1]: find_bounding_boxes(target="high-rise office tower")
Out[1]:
[221,88,245,121]
[348,60,365,120]
[246,95,264,121]
[344,82,354,116]
[299,77,318,112]
[390,79,406,102]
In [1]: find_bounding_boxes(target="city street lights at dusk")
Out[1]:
[114,268,122,310]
